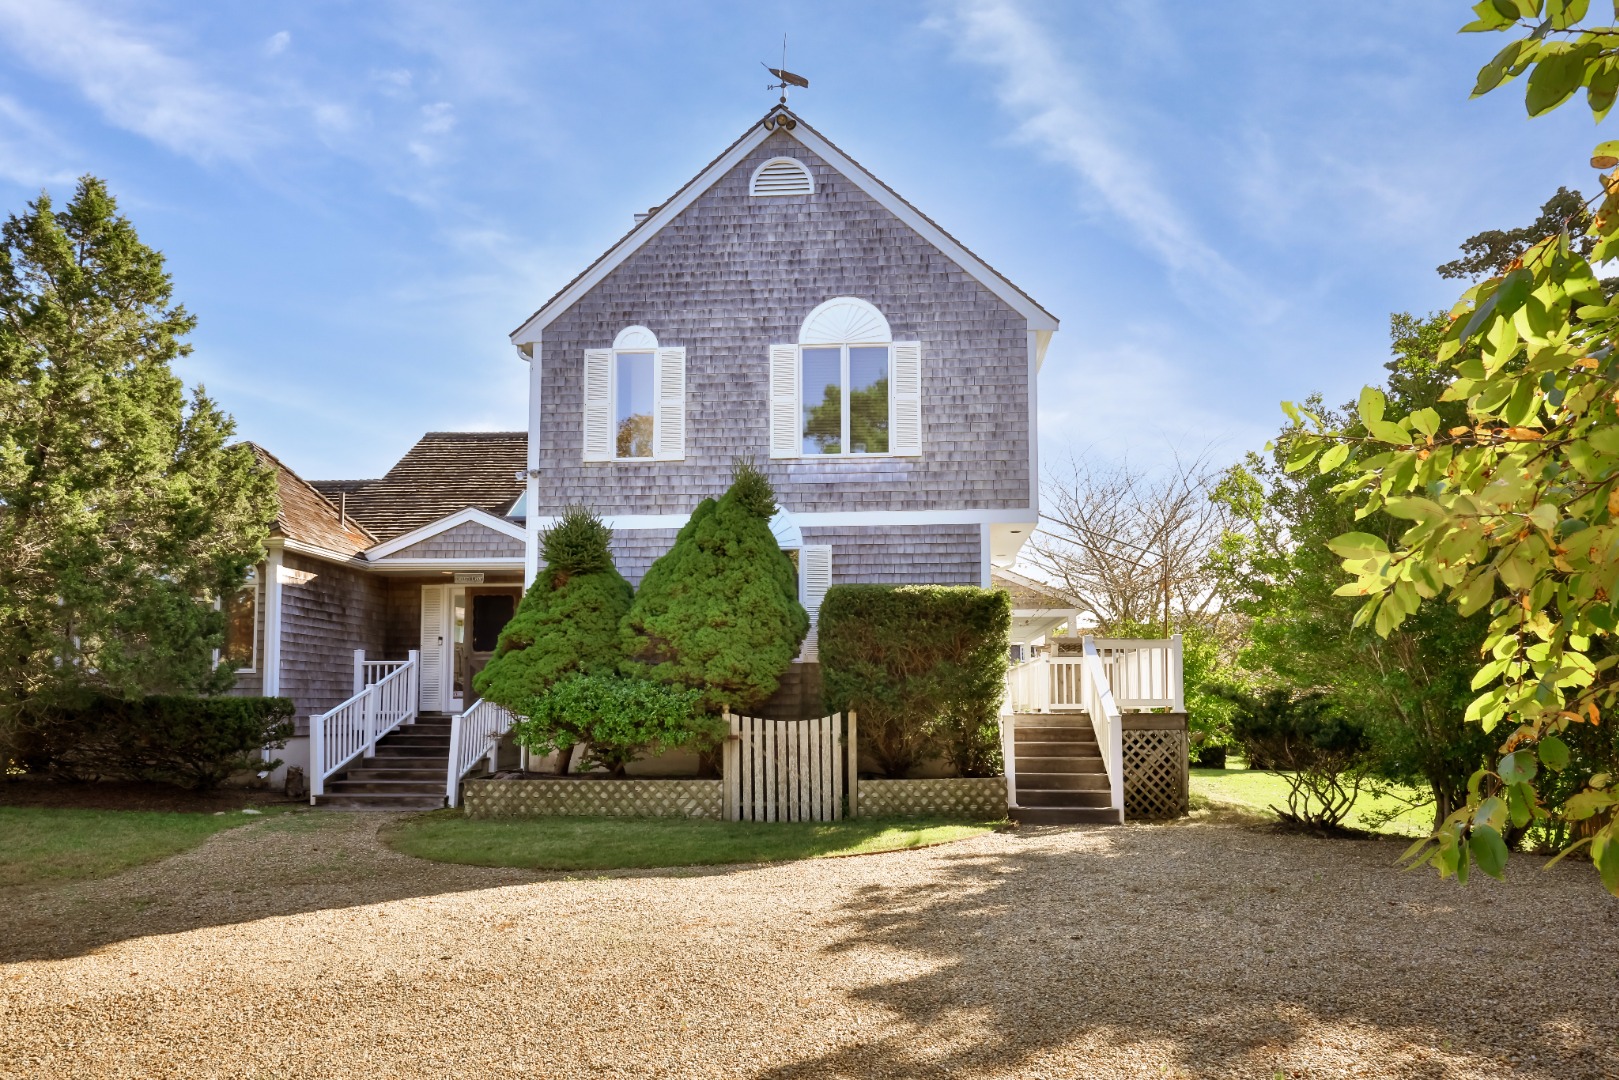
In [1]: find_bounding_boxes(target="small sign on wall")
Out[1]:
[454,572,486,584]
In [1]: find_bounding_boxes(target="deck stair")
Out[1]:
[314,712,453,810]
[1007,714,1119,825]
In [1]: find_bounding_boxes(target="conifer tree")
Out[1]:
[474,507,632,707]
[620,461,808,713]
[0,177,276,755]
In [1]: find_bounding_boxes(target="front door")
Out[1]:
[460,588,519,700]
[420,583,521,713]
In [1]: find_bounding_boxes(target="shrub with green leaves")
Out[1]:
[507,674,714,777]
[17,694,294,789]
[819,584,1011,777]
[474,508,632,714]
[1221,686,1373,831]
[620,462,807,714]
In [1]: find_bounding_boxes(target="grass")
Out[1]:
[1190,763,1431,836]
[0,806,283,890]
[385,812,1000,871]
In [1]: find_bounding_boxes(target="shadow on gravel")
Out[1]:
[753,824,1619,1080]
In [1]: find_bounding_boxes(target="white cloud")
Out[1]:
[931,0,1275,319]
[0,95,79,186]
[420,101,455,136]
[0,0,268,164]
[264,30,291,57]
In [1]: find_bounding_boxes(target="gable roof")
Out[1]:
[312,432,527,542]
[510,104,1058,344]
[992,568,1083,612]
[248,444,377,559]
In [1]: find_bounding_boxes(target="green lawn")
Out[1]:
[385,813,999,871]
[1190,764,1431,836]
[0,806,280,890]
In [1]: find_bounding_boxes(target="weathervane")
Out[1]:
[763,34,808,107]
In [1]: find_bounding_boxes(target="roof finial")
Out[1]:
[763,34,807,107]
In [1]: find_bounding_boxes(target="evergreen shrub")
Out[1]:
[620,462,807,714]
[1222,686,1373,830]
[507,674,713,777]
[819,585,1011,777]
[16,694,294,789]
[474,508,632,711]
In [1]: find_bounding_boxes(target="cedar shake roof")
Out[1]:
[249,444,377,559]
[312,432,527,542]
[512,105,1056,338]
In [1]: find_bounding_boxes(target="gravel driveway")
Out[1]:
[2,811,1615,1079]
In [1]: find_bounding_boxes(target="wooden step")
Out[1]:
[1017,788,1113,808]
[314,792,445,810]
[1015,770,1109,791]
[341,767,446,781]
[1014,751,1104,770]
[1009,806,1120,826]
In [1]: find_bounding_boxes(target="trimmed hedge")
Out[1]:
[819,585,1011,778]
[15,694,295,789]
[507,673,715,777]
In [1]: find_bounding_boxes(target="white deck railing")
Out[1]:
[309,650,420,802]
[1090,636,1184,712]
[446,698,518,808]
[1080,639,1125,822]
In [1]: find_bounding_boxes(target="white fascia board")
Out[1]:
[528,507,1040,531]
[365,507,527,560]
[510,126,774,344]
[280,538,370,567]
[525,332,543,588]
[786,124,1058,333]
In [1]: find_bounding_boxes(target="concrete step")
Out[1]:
[1014,770,1109,791]
[1009,806,1120,826]
[314,793,445,810]
[1017,788,1113,808]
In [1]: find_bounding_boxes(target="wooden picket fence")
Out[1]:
[722,710,858,822]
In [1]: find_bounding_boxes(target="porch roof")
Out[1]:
[249,444,377,558]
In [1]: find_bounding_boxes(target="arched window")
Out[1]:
[767,298,921,458]
[581,327,686,462]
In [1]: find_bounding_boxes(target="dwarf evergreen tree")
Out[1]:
[0,177,276,758]
[473,508,632,709]
[620,461,808,713]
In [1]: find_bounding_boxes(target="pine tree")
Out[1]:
[0,177,276,756]
[474,507,632,707]
[620,461,808,713]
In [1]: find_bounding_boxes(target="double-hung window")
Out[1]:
[582,326,686,461]
[770,297,921,458]
[220,568,258,671]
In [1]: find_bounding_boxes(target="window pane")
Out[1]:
[848,346,889,454]
[615,352,654,458]
[223,578,256,668]
[801,346,842,455]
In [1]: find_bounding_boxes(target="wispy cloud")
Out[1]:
[264,30,291,57]
[930,0,1275,319]
[0,95,79,187]
[0,0,268,165]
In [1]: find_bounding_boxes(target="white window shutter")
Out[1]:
[582,349,613,461]
[891,341,922,456]
[419,586,445,712]
[769,343,800,458]
[654,347,686,460]
[798,544,833,662]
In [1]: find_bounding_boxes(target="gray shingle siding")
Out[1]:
[609,528,682,586]
[534,129,1031,537]
[801,525,983,586]
[278,553,389,733]
[384,520,524,559]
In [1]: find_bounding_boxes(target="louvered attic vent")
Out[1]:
[750,157,814,197]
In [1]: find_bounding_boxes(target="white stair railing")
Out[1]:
[309,650,420,803]
[446,699,518,808]
[1080,636,1125,823]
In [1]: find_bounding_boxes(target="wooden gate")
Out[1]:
[722,710,858,821]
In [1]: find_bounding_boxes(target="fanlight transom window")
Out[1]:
[791,298,914,457]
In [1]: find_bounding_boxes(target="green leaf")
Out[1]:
[1526,47,1591,117]
[1499,749,1540,785]
[1408,407,1441,437]
[1474,39,1528,96]
[1474,795,1510,831]
[1469,825,1509,880]
[1368,419,1412,444]
[1592,138,1619,168]
[1358,386,1386,427]
[1548,0,1590,28]
[1539,733,1571,771]
[1595,829,1619,895]
[1317,442,1350,474]
[1508,780,1534,828]
[1326,531,1389,559]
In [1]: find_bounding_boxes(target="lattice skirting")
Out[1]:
[857,778,1008,819]
[461,779,723,819]
[1123,727,1188,820]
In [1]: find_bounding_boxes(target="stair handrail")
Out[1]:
[446,698,519,808]
[309,651,419,804]
[1080,636,1126,823]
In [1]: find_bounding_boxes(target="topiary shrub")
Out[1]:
[507,673,714,778]
[819,584,1011,778]
[474,507,632,717]
[619,461,808,714]
[1222,686,1372,830]
[15,693,294,789]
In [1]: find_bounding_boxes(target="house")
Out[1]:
[237,103,1066,807]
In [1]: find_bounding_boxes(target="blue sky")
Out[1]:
[0,1,1603,483]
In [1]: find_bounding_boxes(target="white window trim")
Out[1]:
[796,340,900,459]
